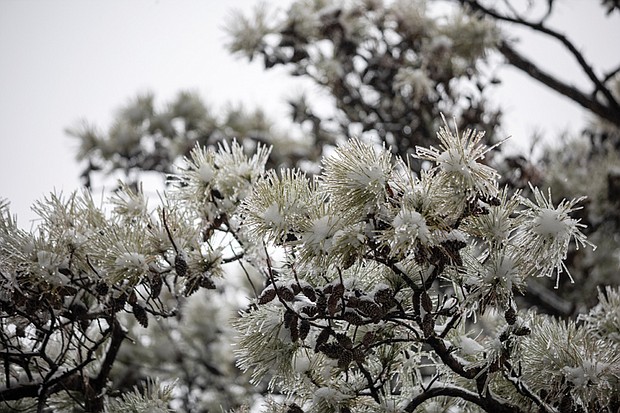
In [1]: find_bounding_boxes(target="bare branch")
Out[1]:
[460,0,620,117]
[604,63,620,83]
[499,41,620,128]
[404,384,522,413]
[92,319,126,392]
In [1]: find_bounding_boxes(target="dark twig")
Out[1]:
[404,384,521,413]
[460,0,620,127]
[498,41,620,128]
[603,63,620,83]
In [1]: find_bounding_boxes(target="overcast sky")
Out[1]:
[1,0,618,226]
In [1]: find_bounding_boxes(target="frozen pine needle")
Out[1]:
[515,184,595,287]
[415,115,504,199]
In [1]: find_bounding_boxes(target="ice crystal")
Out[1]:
[321,138,393,216]
[515,185,594,285]
[415,116,502,200]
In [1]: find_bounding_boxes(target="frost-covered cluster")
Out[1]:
[68,91,311,191]
[0,141,271,411]
[7,0,618,410]
[2,116,618,411]
[233,120,616,413]
[225,0,502,164]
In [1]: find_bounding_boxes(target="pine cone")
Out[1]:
[286,403,304,413]
[300,305,318,317]
[299,319,310,341]
[149,275,162,298]
[362,331,374,348]
[320,342,341,359]
[327,293,342,316]
[513,326,531,336]
[342,311,364,325]
[504,307,517,325]
[302,285,317,302]
[374,287,394,305]
[316,294,328,316]
[95,281,109,296]
[332,283,345,298]
[133,304,149,328]
[278,286,296,302]
[175,252,188,277]
[199,274,216,289]
[422,313,434,337]
[421,291,433,313]
[338,349,353,369]
[358,300,382,321]
[315,328,332,351]
[258,287,277,304]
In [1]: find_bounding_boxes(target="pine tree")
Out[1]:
[3,0,619,411]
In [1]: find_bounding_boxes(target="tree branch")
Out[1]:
[604,63,620,83]
[499,41,620,128]
[0,382,40,401]
[425,336,480,379]
[461,0,620,115]
[404,385,522,413]
[93,318,126,391]
[503,363,558,413]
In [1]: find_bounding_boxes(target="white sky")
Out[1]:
[0,0,618,226]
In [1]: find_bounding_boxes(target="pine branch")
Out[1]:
[460,0,620,126]
[425,336,481,379]
[91,318,127,407]
[498,40,620,128]
[603,63,620,83]
[403,384,522,413]
[503,363,558,413]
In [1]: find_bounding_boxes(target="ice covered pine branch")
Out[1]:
[234,119,615,413]
[1,119,614,413]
